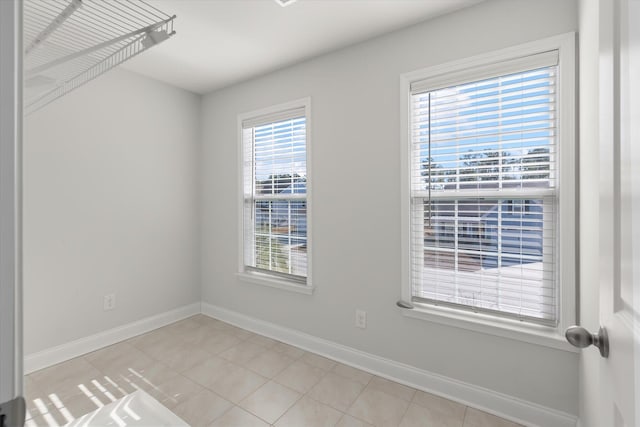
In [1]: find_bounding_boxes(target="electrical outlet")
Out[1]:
[103,293,116,311]
[355,309,367,329]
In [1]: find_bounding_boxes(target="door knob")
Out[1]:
[565,325,609,358]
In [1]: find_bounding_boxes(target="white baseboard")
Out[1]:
[24,301,577,427]
[24,302,201,374]
[201,302,577,427]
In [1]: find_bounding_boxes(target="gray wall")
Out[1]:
[23,69,201,354]
[200,0,580,414]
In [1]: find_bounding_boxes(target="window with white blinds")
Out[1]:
[409,51,559,325]
[242,105,309,284]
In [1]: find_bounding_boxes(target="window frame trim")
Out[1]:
[399,33,576,351]
[237,97,313,294]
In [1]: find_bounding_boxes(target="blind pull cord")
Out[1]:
[428,92,432,228]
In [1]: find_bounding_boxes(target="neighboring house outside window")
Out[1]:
[239,98,312,293]
[401,34,576,345]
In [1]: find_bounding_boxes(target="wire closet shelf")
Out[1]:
[24,0,176,115]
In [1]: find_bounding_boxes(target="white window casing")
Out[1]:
[400,34,576,351]
[237,98,313,294]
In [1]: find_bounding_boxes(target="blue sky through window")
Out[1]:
[254,117,307,186]
[412,66,556,189]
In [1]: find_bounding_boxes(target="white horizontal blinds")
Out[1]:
[413,198,557,323]
[410,52,559,325]
[243,110,307,282]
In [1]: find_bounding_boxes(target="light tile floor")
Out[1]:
[25,315,522,427]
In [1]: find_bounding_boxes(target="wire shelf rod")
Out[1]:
[24,0,82,54]
[27,29,132,62]
[120,0,168,22]
[111,0,161,26]
[139,0,172,19]
[26,3,125,45]
[86,2,148,31]
[26,14,155,61]
[27,25,104,54]
[44,16,128,45]
[26,17,174,76]
[41,0,138,35]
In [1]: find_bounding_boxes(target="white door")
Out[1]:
[598,0,640,425]
[0,0,24,422]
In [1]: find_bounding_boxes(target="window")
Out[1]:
[401,35,576,341]
[240,98,311,290]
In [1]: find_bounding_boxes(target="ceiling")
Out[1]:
[120,0,483,94]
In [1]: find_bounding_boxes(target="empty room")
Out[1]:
[0,0,638,426]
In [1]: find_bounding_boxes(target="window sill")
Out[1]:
[400,303,578,352]
[236,272,314,295]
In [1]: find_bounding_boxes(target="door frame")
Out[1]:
[597,0,639,425]
[0,0,23,402]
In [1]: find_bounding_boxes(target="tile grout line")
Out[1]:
[26,317,516,427]
[340,373,372,426]
[462,405,469,426]
[304,375,356,418]
[270,387,307,426]
[395,387,414,427]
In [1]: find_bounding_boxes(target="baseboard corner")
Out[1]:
[24,302,201,374]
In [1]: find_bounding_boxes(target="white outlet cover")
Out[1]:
[104,294,116,310]
[355,310,367,328]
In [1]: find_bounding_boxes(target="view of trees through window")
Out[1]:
[422,147,551,187]
[411,64,558,323]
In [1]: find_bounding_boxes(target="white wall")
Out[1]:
[23,69,201,355]
[577,1,601,425]
[201,0,579,416]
